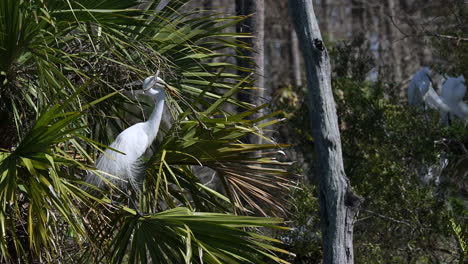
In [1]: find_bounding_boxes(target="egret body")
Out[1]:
[408,67,432,107]
[87,74,166,190]
[440,75,468,124]
[408,67,451,113]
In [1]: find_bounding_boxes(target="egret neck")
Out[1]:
[144,88,166,146]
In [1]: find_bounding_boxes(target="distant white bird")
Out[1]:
[408,67,432,107]
[408,67,450,112]
[86,73,167,190]
[440,75,468,124]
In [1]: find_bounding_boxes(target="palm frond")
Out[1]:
[0,99,91,261]
[0,1,295,262]
[140,103,293,217]
[85,207,291,264]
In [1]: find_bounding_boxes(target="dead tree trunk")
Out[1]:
[288,0,363,263]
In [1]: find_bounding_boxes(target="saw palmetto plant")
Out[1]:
[0,0,293,263]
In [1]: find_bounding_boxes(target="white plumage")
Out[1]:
[86,74,167,190]
[440,75,468,124]
[408,68,468,124]
[408,67,432,107]
[408,67,449,112]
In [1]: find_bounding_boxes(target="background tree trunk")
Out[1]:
[288,0,362,263]
[290,29,303,87]
[236,0,265,145]
[254,0,265,145]
[236,0,254,113]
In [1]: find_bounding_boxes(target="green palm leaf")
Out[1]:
[0,0,294,262]
[0,99,89,260]
[148,104,292,216]
[85,207,290,264]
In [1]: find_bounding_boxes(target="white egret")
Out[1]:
[408,67,432,107]
[440,75,468,124]
[408,67,450,112]
[86,73,167,190]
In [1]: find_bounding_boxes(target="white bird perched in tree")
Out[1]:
[408,67,449,111]
[86,72,167,190]
[408,67,432,107]
[440,75,468,124]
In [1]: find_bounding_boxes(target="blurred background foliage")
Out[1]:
[273,34,467,263]
[261,0,468,262]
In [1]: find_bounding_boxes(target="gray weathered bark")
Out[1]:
[288,0,363,263]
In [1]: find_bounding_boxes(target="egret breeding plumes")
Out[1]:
[86,73,167,190]
[440,75,468,124]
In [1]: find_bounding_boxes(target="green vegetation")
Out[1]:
[0,0,292,262]
[274,37,467,263]
[1,0,466,263]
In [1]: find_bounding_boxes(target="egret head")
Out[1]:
[141,71,167,97]
[143,75,157,90]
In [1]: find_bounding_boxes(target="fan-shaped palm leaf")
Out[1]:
[0,0,294,262]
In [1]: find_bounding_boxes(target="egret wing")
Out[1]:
[88,123,149,189]
[451,102,468,122]
[423,86,451,112]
